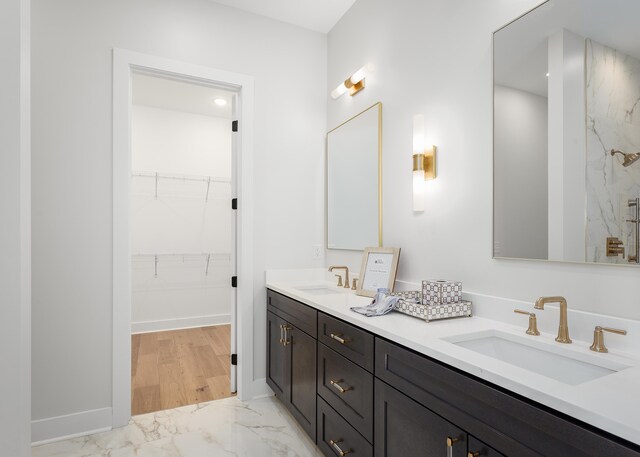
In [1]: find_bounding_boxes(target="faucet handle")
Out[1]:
[334,274,344,288]
[590,326,627,353]
[351,278,358,290]
[514,309,540,336]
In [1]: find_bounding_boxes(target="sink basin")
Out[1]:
[445,330,630,385]
[294,286,346,296]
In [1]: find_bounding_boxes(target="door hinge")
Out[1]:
[231,276,238,288]
[231,198,238,210]
[232,120,238,132]
[231,354,238,366]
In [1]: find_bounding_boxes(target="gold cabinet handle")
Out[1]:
[468,452,481,457]
[329,379,353,394]
[279,324,285,345]
[282,325,292,346]
[329,439,352,456]
[330,333,350,345]
[446,436,461,457]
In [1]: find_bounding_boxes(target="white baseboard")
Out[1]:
[131,314,231,334]
[31,407,112,446]
[250,378,273,399]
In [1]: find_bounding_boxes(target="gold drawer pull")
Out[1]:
[329,379,353,394]
[330,333,350,344]
[329,439,352,456]
[468,452,481,457]
[446,436,461,457]
[282,325,292,346]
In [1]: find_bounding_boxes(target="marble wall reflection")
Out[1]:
[586,39,640,263]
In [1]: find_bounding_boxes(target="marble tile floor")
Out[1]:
[33,396,324,457]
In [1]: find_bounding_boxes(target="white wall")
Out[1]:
[31,0,326,438]
[0,0,31,453]
[131,105,232,332]
[494,85,548,260]
[327,0,640,320]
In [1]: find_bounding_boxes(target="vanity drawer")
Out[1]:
[375,337,640,457]
[267,289,317,338]
[318,312,374,372]
[317,396,373,457]
[317,343,373,443]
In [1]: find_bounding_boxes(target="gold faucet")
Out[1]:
[328,266,350,289]
[534,296,572,344]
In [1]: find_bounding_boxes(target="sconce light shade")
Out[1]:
[413,169,425,212]
[412,114,437,212]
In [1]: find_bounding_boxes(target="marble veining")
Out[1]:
[33,397,323,457]
[586,39,640,263]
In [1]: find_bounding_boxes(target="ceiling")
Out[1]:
[210,0,356,33]
[132,73,234,119]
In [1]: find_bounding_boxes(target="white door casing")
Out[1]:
[112,49,254,427]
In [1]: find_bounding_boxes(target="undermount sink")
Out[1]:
[294,285,347,296]
[445,330,630,385]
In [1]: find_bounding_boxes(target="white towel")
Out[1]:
[350,289,401,317]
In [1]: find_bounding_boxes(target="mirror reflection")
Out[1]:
[327,103,382,251]
[493,0,640,265]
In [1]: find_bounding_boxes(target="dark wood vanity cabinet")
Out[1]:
[266,293,318,441]
[266,289,640,457]
[375,378,467,457]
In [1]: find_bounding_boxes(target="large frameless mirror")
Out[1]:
[327,102,382,251]
[493,0,640,265]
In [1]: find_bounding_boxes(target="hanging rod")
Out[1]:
[132,252,231,259]
[132,252,231,277]
[131,171,231,184]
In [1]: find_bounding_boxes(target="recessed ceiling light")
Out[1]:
[546,72,550,77]
[212,98,227,107]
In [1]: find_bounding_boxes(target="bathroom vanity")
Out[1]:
[265,279,640,457]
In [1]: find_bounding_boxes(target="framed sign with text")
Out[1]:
[356,247,401,298]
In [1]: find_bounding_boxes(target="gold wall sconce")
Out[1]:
[412,114,437,212]
[331,65,371,99]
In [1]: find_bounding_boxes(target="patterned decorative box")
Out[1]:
[422,280,462,305]
[390,291,472,322]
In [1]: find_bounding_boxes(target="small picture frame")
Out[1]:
[356,247,401,298]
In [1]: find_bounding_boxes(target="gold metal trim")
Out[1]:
[326,102,383,251]
[346,79,365,96]
[606,237,625,258]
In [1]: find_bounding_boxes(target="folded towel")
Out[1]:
[351,288,401,317]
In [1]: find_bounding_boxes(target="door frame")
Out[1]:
[112,48,255,428]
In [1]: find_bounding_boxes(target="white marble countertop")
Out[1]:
[265,271,640,446]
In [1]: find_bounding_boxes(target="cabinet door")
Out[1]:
[266,311,287,400]
[375,379,466,457]
[468,436,506,457]
[286,324,317,441]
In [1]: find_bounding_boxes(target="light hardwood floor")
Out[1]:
[131,325,233,416]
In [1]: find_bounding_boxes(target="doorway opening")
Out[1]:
[129,73,236,415]
[113,49,256,429]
